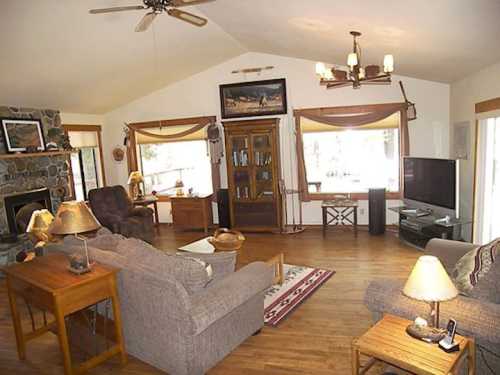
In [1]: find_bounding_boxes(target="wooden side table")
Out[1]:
[2,253,127,375]
[322,199,358,236]
[170,194,213,234]
[133,195,160,227]
[352,314,475,375]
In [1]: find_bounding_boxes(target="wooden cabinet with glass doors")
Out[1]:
[223,118,282,232]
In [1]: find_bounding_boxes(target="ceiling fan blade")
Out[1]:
[167,9,208,27]
[135,12,157,32]
[171,0,216,7]
[89,5,145,14]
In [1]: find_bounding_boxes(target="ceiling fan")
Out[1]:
[89,0,215,32]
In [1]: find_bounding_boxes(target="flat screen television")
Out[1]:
[403,157,458,212]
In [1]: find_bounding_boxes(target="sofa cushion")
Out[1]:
[453,237,499,301]
[99,236,212,294]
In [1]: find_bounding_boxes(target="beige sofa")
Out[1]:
[48,232,274,375]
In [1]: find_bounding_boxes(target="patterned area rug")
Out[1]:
[264,264,335,327]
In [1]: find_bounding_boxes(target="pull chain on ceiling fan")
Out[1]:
[89,0,215,32]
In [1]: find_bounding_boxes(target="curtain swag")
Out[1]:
[127,118,214,140]
[295,103,410,202]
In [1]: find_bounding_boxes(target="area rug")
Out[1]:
[264,264,335,327]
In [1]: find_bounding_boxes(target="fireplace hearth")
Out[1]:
[4,188,52,236]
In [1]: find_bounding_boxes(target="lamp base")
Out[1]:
[68,265,93,275]
[406,323,446,343]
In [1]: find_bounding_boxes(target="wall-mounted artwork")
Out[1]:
[1,118,46,153]
[220,78,287,119]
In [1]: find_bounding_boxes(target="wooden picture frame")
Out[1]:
[1,118,46,153]
[220,78,287,119]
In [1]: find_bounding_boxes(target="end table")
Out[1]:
[322,199,358,236]
[3,253,128,375]
[352,314,475,375]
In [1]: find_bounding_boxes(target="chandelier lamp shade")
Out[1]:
[316,31,394,89]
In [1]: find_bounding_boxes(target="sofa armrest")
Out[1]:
[97,213,123,232]
[424,239,477,272]
[364,279,500,344]
[128,206,153,218]
[188,261,273,335]
[177,251,236,280]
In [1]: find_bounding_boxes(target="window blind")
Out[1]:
[68,131,99,148]
[135,124,206,145]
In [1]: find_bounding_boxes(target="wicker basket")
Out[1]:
[207,228,245,251]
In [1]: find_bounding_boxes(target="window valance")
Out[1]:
[294,103,410,202]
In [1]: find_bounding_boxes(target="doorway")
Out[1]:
[474,116,500,244]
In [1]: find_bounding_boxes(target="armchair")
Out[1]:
[88,185,154,243]
[364,239,500,374]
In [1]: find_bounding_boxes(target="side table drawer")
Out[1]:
[9,277,53,312]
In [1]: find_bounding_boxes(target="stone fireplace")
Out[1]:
[0,106,71,236]
[4,188,52,235]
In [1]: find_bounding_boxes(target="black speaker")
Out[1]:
[369,188,386,235]
[217,189,231,228]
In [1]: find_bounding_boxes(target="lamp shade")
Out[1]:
[49,201,101,235]
[315,62,326,77]
[383,54,394,73]
[347,52,358,68]
[128,171,144,184]
[26,209,54,233]
[403,256,458,302]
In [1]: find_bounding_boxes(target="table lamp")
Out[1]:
[128,171,144,200]
[175,179,184,196]
[403,255,458,342]
[26,209,54,244]
[49,201,101,274]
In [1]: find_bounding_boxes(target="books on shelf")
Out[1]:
[236,186,250,199]
[232,150,248,167]
[254,151,272,166]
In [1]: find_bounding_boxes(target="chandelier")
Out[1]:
[316,31,394,89]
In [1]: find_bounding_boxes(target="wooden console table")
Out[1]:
[170,194,213,234]
[2,253,127,375]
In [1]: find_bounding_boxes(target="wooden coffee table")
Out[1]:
[352,314,475,375]
[179,237,284,284]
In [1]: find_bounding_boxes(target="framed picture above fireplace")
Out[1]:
[1,118,46,153]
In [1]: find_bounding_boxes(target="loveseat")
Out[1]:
[364,239,500,374]
[48,232,274,375]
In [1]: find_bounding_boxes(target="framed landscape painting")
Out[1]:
[220,78,287,119]
[1,118,46,153]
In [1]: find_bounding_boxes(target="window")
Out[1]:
[139,140,212,196]
[296,107,406,199]
[127,116,218,200]
[64,125,106,201]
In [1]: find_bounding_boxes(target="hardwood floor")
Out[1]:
[0,226,421,374]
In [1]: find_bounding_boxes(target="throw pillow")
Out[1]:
[452,238,499,298]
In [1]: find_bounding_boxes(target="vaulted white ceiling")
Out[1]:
[1,0,500,114]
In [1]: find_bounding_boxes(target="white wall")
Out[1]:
[450,61,500,240]
[60,112,104,125]
[103,52,450,224]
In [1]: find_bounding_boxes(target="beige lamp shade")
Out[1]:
[128,171,144,184]
[403,255,458,302]
[26,209,54,233]
[49,201,101,235]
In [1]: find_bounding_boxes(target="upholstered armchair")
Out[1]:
[88,185,154,243]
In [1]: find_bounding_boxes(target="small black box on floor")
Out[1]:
[217,189,231,228]
[369,188,386,235]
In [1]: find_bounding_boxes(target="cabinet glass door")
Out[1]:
[230,135,251,200]
[252,133,274,200]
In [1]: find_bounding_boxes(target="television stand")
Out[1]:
[389,206,469,249]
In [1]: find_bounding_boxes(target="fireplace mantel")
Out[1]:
[0,150,74,160]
